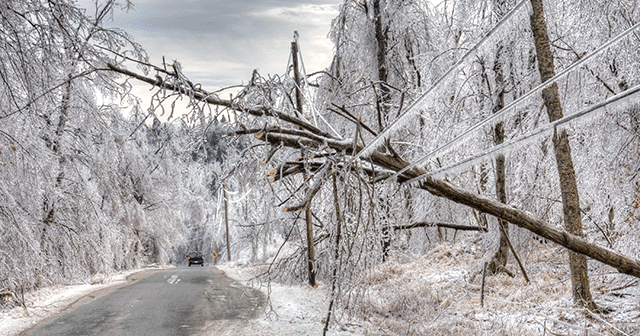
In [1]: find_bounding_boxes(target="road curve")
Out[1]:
[23,266,265,336]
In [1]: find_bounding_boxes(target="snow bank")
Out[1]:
[207,263,367,336]
[357,241,640,335]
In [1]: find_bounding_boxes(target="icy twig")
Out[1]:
[535,314,608,336]
[354,0,529,159]
[584,309,632,336]
[394,21,640,180]
[404,83,640,184]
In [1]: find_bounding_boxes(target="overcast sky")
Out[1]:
[92,0,341,91]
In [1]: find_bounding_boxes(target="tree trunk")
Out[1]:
[292,40,316,287]
[213,241,219,265]
[528,0,595,309]
[484,0,516,276]
[373,0,390,122]
[373,0,393,262]
[304,200,317,286]
[487,44,510,275]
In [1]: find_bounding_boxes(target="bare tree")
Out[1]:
[528,0,596,310]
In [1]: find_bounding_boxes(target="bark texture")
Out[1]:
[373,0,392,262]
[528,0,595,309]
[487,44,510,275]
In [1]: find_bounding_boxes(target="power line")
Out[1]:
[393,21,640,180]
[354,0,528,160]
[403,83,640,185]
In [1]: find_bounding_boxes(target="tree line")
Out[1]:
[0,0,237,299]
[2,0,640,333]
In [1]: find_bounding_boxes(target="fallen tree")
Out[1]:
[393,221,487,232]
[106,62,640,279]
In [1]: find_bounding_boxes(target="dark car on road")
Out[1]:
[187,252,204,267]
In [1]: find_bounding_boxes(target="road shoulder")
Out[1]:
[208,264,365,336]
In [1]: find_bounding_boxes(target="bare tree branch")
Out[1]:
[393,221,488,232]
[108,61,640,279]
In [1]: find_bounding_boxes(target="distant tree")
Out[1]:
[0,0,237,295]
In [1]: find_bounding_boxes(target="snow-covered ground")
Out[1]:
[3,244,638,336]
[356,241,640,335]
[202,264,367,336]
[211,240,640,336]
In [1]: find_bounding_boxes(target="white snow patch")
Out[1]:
[203,263,368,336]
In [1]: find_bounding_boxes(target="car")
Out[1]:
[187,252,204,267]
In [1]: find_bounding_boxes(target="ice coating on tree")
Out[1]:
[2,0,640,334]
[354,0,528,160]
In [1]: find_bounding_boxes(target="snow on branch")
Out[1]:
[393,21,640,180]
[404,83,640,185]
[353,0,528,160]
[282,162,332,212]
[106,63,335,139]
[393,221,487,232]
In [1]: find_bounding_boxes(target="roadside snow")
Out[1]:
[1,264,367,336]
[206,264,367,336]
[0,267,161,336]
[358,241,640,336]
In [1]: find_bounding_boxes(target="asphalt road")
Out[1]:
[23,266,265,336]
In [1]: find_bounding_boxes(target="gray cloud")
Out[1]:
[101,0,340,88]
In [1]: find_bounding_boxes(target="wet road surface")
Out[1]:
[23,266,265,336]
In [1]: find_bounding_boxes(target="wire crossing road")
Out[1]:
[23,267,265,336]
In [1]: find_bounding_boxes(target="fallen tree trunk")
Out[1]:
[106,63,640,279]
[394,221,487,232]
[256,132,640,278]
[417,176,640,278]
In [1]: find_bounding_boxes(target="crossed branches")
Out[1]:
[105,61,640,278]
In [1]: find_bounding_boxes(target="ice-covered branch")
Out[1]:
[106,63,336,139]
[353,0,528,159]
[393,21,640,179]
[404,83,640,185]
[282,163,332,212]
[393,221,487,232]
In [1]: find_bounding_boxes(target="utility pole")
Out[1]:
[291,34,316,287]
[224,184,231,262]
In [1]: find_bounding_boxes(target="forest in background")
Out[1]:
[2,0,640,334]
[0,0,239,294]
